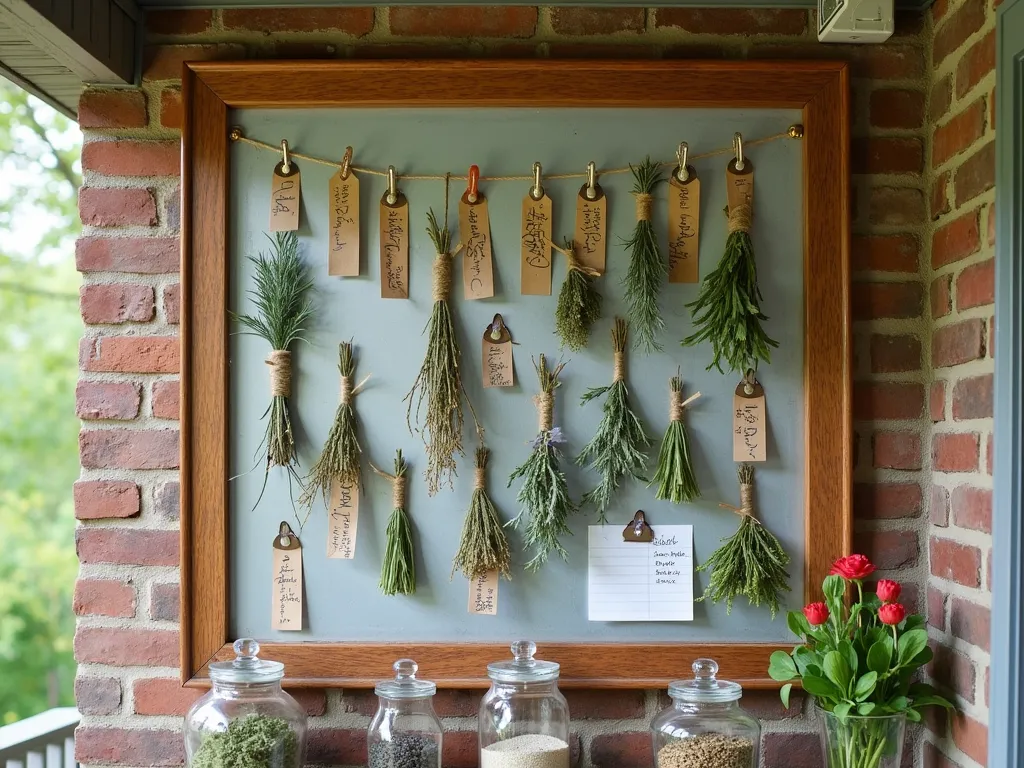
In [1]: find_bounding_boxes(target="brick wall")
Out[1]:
[72,6,994,767]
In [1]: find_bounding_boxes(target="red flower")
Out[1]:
[803,602,830,626]
[876,579,902,603]
[830,554,876,581]
[878,603,907,626]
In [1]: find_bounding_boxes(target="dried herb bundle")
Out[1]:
[652,375,702,504]
[554,237,602,351]
[404,208,466,495]
[231,231,314,509]
[300,341,364,511]
[622,157,667,354]
[682,200,778,373]
[697,464,790,617]
[507,355,579,572]
[577,318,650,522]
[191,714,299,768]
[452,443,512,581]
[374,450,415,596]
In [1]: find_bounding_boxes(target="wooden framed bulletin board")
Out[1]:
[180,60,851,689]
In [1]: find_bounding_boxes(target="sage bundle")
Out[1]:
[622,157,667,354]
[452,443,512,581]
[577,318,650,522]
[300,341,365,510]
[231,231,314,507]
[507,355,579,572]
[404,208,467,496]
[698,464,790,617]
[374,450,415,596]
[553,237,602,351]
[652,374,702,504]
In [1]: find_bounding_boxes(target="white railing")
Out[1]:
[0,708,79,768]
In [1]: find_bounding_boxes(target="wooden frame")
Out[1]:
[180,59,851,689]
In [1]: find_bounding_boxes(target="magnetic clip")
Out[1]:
[623,510,654,543]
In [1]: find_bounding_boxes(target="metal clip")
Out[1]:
[585,161,598,200]
[340,146,353,180]
[467,164,480,204]
[530,162,544,201]
[733,132,745,172]
[676,142,690,183]
[386,165,398,205]
[280,139,291,174]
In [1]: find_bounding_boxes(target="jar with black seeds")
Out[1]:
[368,660,442,768]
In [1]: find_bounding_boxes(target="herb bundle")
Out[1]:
[622,157,667,354]
[698,464,790,617]
[577,318,650,522]
[452,443,512,581]
[404,208,467,496]
[191,714,300,768]
[231,232,314,508]
[553,237,603,351]
[507,355,578,572]
[651,374,702,504]
[374,450,415,596]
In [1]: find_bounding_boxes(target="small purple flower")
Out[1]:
[531,427,565,449]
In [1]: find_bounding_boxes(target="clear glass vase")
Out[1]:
[818,709,906,768]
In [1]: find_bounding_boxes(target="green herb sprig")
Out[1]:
[622,157,667,354]
[651,374,701,504]
[452,443,512,581]
[191,714,299,768]
[374,450,415,596]
[554,238,603,351]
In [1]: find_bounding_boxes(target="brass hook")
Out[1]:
[733,132,745,172]
[341,146,353,180]
[530,162,544,201]
[280,139,291,174]
[467,165,480,204]
[676,142,690,182]
[386,165,398,205]
[585,161,597,200]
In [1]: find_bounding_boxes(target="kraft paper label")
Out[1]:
[733,378,767,463]
[328,170,360,276]
[269,162,300,232]
[574,186,607,275]
[521,194,553,295]
[271,524,303,631]
[726,160,755,214]
[481,314,514,388]
[668,172,700,284]
[468,570,499,615]
[459,195,495,300]
[327,478,359,559]
[379,194,409,299]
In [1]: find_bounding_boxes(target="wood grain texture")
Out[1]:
[180,60,851,688]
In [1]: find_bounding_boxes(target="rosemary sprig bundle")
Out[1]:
[651,374,702,504]
[404,208,466,496]
[698,464,790,617]
[374,450,415,596]
[507,355,579,572]
[300,341,364,511]
[553,237,602,351]
[622,157,667,354]
[577,318,650,522]
[682,199,778,373]
[452,443,512,581]
[230,231,314,509]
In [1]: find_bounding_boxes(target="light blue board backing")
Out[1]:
[229,107,804,643]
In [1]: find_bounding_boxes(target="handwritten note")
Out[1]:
[668,174,700,283]
[733,386,767,462]
[459,197,495,300]
[327,478,359,559]
[271,528,303,631]
[482,338,513,387]
[328,170,360,276]
[521,193,552,295]
[574,189,607,274]
[269,163,300,232]
[468,570,499,615]
[588,525,693,622]
[379,195,409,299]
[726,161,755,213]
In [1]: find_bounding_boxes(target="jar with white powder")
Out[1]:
[479,641,570,768]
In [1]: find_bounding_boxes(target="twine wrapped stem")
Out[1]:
[453,443,512,580]
[266,350,292,397]
[727,202,752,234]
[432,251,453,303]
[635,193,653,222]
[537,391,554,432]
[374,450,415,596]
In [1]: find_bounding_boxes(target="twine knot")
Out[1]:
[727,202,752,234]
[612,351,625,383]
[669,388,683,422]
[635,193,653,222]
[473,466,486,490]
[432,252,453,302]
[266,350,292,397]
[537,391,554,432]
[340,374,353,405]
[719,483,759,522]
[392,476,406,510]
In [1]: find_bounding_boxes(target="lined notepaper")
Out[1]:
[588,525,694,622]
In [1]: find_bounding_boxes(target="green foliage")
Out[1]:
[554,238,602,351]
[621,158,666,354]
[451,445,512,581]
[378,451,415,596]
[651,375,700,504]
[191,714,300,768]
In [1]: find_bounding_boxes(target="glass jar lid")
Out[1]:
[487,640,560,684]
[668,658,742,703]
[375,659,437,699]
[209,639,285,684]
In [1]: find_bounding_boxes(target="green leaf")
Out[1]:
[897,629,929,666]
[769,651,799,682]
[833,701,853,721]
[911,646,934,667]
[854,671,878,701]
[794,647,820,676]
[903,614,926,632]
[823,651,853,693]
[838,640,859,677]
[780,683,793,710]
[867,639,893,674]
[788,611,813,638]
[911,695,955,709]
[802,674,843,700]
[888,695,910,711]
[906,708,922,723]
[823,574,847,601]
[857,702,877,716]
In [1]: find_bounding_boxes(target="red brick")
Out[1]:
[932,100,985,168]
[591,731,651,768]
[853,137,923,175]
[933,432,980,472]
[78,90,147,129]
[76,381,141,420]
[80,283,155,324]
[752,42,923,81]
[854,482,922,519]
[565,689,645,719]
[75,676,121,716]
[932,0,949,23]
[933,318,985,367]
[928,587,946,629]
[80,336,179,374]
[152,380,180,420]
[656,8,807,34]
[76,727,182,767]
[222,8,374,34]
[952,485,992,532]
[956,259,994,311]
[869,88,925,129]
[953,373,993,420]
[163,283,181,324]
[869,187,925,226]
[80,187,158,228]
[851,234,919,273]
[155,481,180,521]
[73,578,135,618]
[954,140,995,206]
[133,678,202,716]
[76,236,180,274]
[950,597,991,650]
[147,9,212,35]
[389,7,538,37]
[853,382,924,420]
[930,537,982,586]
[739,688,805,720]
[75,627,179,667]
[870,334,921,373]
[143,44,246,81]
[762,732,821,768]
[929,644,976,703]
[931,171,950,219]
[852,281,922,321]
[855,529,918,570]
[957,29,996,98]
[933,0,987,65]
[987,202,996,247]
[340,690,376,716]
[77,527,179,567]
[149,582,180,622]
[550,8,645,35]
[932,209,981,268]
[930,75,952,123]
[79,428,180,470]
[873,431,923,470]
[922,742,960,768]
[931,380,947,422]
[931,275,952,319]
[288,689,328,717]
[82,141,179,177]
[952,713,988,765]
[160,88,182,130]
[931,484,950,525]
[306,728,366,765]
[74,480,140,520]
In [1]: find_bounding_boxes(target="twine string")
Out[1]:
[612,351,625,383]
[719,483,760,523]
[537,391,554,433]
[473,466,486,491]
[728,202,752,234]
[371,463,406,509]
[635,193,653,222]
[432,251,453,303]
[669,388,683,422]
[266,350,292,397]
[340,374,353,405]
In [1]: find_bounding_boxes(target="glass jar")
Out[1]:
[367,659,443,768]
[479,640,570,768]
[651,658,760,768]
[184,639,307,768]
